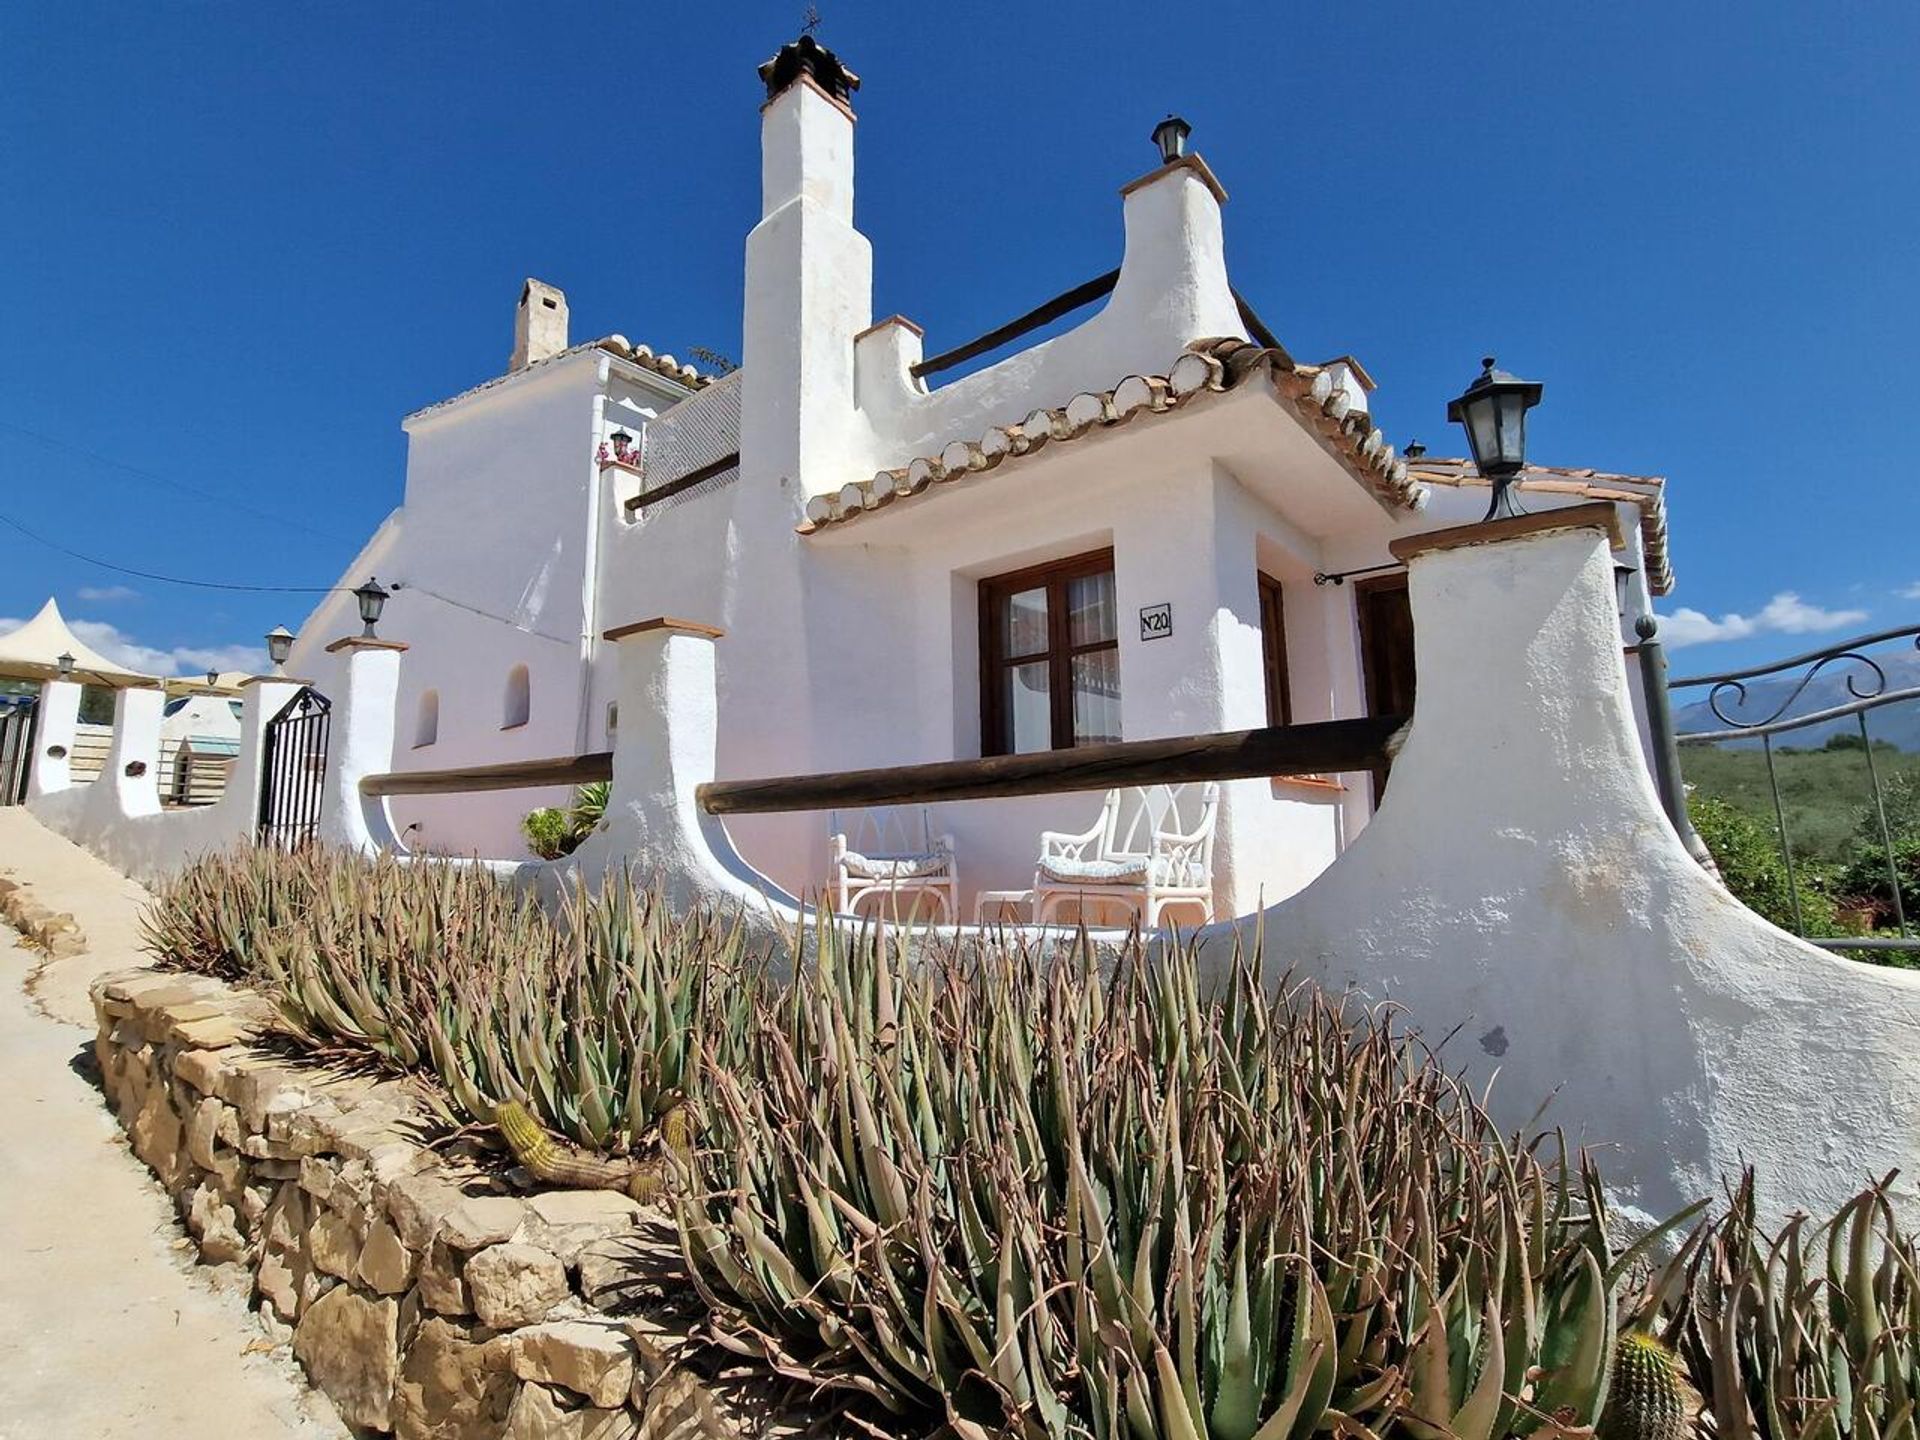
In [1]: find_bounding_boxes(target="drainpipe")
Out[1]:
[575,362,611,761]
[1634,613,1719,873]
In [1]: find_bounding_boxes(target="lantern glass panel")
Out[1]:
[1463,393,1501,473]
[1492,388,1529,469]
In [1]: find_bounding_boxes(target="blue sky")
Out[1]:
[3,1,1916,679]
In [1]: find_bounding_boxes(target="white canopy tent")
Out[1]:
[0,598,159,688]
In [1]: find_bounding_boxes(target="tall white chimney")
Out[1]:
[742,35,873,501]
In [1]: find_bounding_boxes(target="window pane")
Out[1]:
[1004,586,1049,659]
[1006,661,1053,754]
[1071,649,1122,746]
[1067,570,1116,647]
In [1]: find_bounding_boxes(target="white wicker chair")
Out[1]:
[828,806,959,923]
[1033,783,1219,928]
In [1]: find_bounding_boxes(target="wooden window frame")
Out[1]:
[1260,572,1345,793]
[1258,572,1291,729]
[979,547,1118,756]
[1354,571,1415,803]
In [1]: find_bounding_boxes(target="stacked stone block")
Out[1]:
[90,968,742,1439]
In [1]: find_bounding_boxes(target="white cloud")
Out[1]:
[1659,592,1870,649]
[0,614,262,678]
[75,584,139,602]
[1899,582,1920,601]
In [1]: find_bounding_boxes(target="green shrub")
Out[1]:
[521,782,611,859]
[1689,795,1839,934]
[1835,833,1920,930]
[522,806,574,859]
[146,846,1920,1440]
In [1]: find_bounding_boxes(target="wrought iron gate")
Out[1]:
[0,697,36,806]
[258,687,330,848]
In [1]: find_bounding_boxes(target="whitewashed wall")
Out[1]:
[1214,515,1920,1226]
[26,677,303,885]
[273,60,1663,913]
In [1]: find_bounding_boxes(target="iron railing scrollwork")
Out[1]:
[1673,623,1920,953]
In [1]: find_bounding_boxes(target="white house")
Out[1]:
[289,34,1675,915]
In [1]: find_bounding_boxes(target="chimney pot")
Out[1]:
[758,33,859,108]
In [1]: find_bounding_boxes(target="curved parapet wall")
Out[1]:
[28,677,307,887]
[1207,507,1920,1225]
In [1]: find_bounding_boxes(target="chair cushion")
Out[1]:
[1038,855,1203,888]
[843,850,951,881]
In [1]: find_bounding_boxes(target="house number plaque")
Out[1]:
[1139,603,1172,641]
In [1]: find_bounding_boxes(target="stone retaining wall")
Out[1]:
[0,875,85,957]
[91,967,748,1439]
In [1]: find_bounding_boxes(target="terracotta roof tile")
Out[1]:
[404,336,714,423]
[799,338,1418,532]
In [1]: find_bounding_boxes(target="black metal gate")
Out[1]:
[0,697,36,806]
[258,687,330,847]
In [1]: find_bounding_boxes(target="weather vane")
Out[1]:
[802,4,822,34]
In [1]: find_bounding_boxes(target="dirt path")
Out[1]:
[0,810,344,1438]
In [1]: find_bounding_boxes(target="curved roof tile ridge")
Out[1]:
[799,339,1417,532]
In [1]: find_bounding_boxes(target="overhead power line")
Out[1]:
[0,417,362,546]
[0,509,583,643]
[0,510,341,593]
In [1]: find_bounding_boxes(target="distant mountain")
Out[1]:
[1673,647,1920,751]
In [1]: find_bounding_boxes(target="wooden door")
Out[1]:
[1354,574,1415,802]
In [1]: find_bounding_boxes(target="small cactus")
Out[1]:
[496,1099,637,1189]
[657,1101,694,1161]
[1599,1332,1690,1440]
[495,1099,687,1205]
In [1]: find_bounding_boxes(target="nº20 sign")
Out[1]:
[1139,603,1172,641]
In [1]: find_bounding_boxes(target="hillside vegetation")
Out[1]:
[1683,731,1920,955]
[1682,732,1920,866]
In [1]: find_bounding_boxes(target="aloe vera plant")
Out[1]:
[140,843,317,979]
[146,847,759,1150]
[678,921,1634,1438]
[1648,1172,1920,1440]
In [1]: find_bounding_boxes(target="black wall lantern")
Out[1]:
[265,625,294,673]
[1446,356,1543,521]
[56,652,74,679]
[353,578,390,639]
[1152,115,1191,166]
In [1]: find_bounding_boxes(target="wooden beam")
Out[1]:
[601,617,725,643]
[361,751,611,798]
[696,716,1404,815]
[623,452,742,514]
[1230,287,1283,353]
[909,270,1121,381]
[360,717,1404,811]
[1387,500,1623,565]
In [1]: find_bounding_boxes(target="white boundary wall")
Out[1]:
[27,678,303,887]
[1207,514,1920,1226]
